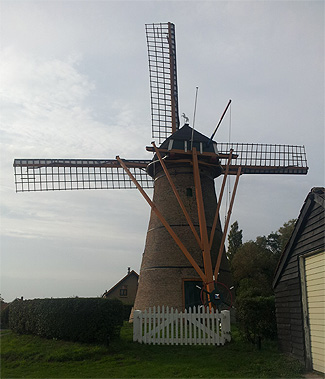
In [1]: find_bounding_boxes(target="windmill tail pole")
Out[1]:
[191,86,199,150]
[209,99,232,143]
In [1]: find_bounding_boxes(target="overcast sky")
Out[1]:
[0,1,323,302]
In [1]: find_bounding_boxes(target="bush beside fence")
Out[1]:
[9,298,124,344]
[236,295,277,348]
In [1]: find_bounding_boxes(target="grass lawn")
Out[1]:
[1,323,304,378]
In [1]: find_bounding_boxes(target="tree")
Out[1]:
[278,219,296,252]
[227,221,242,261]
[253,219,296,259]
[230,218,297,347]
[231,241,277,298]
[265,232,281,256]
[231,218,296,298]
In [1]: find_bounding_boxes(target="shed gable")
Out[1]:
[273,187,325,368]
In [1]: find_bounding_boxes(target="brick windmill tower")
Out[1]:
[14,22,308,311]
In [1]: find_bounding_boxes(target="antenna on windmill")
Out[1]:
[192,87,199,129]
[209,99,232,143]
[191,86,199,150]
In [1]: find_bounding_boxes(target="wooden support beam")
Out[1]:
[152,142,203,250]
[116,156,206,283]
[209,150,233,250]
[214,167,241,279]
[192,148,214,290]
[149,158,224,170]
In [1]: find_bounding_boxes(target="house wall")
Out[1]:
[274,198,325,365]
[304,251,325,373]
[104,274,138,305]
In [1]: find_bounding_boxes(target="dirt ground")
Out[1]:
[304,372,324,379]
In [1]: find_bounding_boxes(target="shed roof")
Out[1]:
[273,187,325,288]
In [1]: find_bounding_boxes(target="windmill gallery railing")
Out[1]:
[133,306,231,346]
[13,143,307,192]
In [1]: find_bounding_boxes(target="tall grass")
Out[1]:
[1,323,304,378]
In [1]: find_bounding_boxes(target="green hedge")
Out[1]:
[1,305,10,329]
[9,298,124,344]
[236,296,277,349]
[123,304,133,321]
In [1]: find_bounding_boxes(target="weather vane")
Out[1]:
[182,113,189,124]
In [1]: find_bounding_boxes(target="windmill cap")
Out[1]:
[147,124,222,179]
[159,124,217,152]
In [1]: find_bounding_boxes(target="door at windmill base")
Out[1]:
[183,280,203,310]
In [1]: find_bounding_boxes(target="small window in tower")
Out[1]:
[186,188,193,197]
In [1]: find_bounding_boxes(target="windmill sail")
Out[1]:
[146,22,180,144]
[13,142,308,192]
[13,159,152,192]
[216,143,308,175]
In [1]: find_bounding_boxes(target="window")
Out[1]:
[119,288,127,297]
[186,188,193,197]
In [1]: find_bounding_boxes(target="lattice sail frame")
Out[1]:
[13,143,308,192]
[14,159,152,192]
[146,22,180,144]
[216,143,308,174]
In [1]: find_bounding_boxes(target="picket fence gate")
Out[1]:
[133,306,231,346]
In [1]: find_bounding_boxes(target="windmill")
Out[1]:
[13,22,308,312]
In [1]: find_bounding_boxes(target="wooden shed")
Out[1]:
[273,187,324,373]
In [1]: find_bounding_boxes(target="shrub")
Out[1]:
[123,304,133,321]
[235,295,277,349]
[9,298,124,344]
[1,304,10,329]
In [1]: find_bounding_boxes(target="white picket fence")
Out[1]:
[133,306,231,346]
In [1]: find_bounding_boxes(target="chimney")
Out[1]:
[127,267,130,274]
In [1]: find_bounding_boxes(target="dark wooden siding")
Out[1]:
[274,195,325,364]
